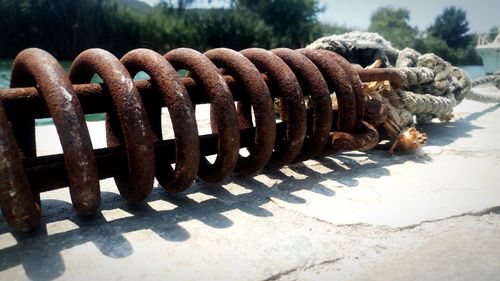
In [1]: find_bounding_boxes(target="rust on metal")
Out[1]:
[0,100,40,231]
[205,48,275,175]
[364,99,388,127]
[121,49,199,193]
[356,68,402,89]
[271,48,332,162]
[331,122,380,151]
[298,49,357,133]
[325,51,365,130]
[70,49,155,203]
[240,48,306,169]
[0,46,394,232]
[165,48,240,183]
[11,48,100,216]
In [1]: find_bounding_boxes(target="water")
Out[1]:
[0,59,489,125]
[0,59,12,89]
[459,65,486,79]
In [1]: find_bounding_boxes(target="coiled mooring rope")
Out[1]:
[308,31,500,131]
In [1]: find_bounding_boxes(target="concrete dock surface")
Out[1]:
[1,86,500,280]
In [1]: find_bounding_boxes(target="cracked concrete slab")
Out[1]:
[1,96,500,280]
[269,214,500,281]
[352,216,500,281]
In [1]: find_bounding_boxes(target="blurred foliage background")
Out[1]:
[0,0,494,64]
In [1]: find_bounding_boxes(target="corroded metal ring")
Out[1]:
[240,48,306,169]
[0,101,40,231]
[272,48,332,161]
[319,51,379,151]
[325,51,365,130]
[165,48,240,183]
[330,121,379,151]
[205,48,275,175]
[298,49,376,152]
[121,49,200,193]
[10,48,100,215]
[69,48,155,202]
[298,49,357,133]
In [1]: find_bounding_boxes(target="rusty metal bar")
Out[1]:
[0,71,397,119]
[0,77,246,119]
[356,68,402,89]
[24,122,293,194]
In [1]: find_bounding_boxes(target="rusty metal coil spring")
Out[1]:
[0,47,387,231]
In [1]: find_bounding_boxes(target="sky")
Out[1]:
[140,0,499,33]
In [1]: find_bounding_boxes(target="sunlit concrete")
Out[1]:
[1,89,499,280]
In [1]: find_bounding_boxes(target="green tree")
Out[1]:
[414,36,453,61]
[429,6,470,49]
[319,23,353,36]
[158,0,195,13]
[368,6,418,49]
[415,6,480,65]
[0,0,144,59]
[231,0,324,48]
[0,0,337,59]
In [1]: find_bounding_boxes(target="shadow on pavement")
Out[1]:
[1,104,497,280]
[418,103,500,146]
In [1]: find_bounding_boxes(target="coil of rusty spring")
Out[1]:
[0,47,398,231]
